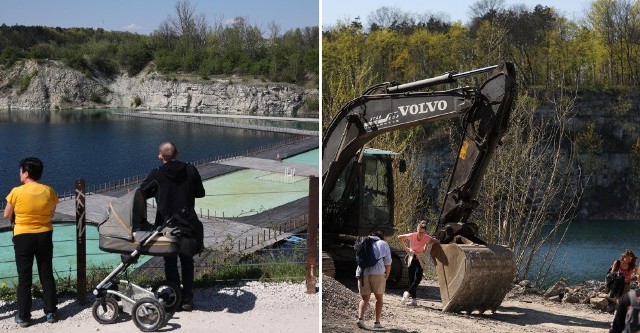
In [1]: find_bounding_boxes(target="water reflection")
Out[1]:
[0,109,293,197]
[0,109,113,123]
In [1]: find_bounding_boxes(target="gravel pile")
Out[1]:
[0,281,318,332]
[322,274,374,323]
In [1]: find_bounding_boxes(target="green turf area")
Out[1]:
[196,169,309,218]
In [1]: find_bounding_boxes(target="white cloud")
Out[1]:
[122,23,143,32]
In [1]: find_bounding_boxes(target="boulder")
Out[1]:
[590,297,609,311]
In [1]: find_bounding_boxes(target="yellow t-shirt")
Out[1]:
[5,182,58,236]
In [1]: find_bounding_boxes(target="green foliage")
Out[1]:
[0,46,23,67]
[133,95,142,107]
[118,40,152,76]
[575,122,604,173]
[18,71,35,94]
[0,16,317,85]
[89,92,104,104]
[304,97,319,112]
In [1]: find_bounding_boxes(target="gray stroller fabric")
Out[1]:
[98,188,179,255]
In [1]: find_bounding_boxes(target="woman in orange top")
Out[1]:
[3,157,59,327]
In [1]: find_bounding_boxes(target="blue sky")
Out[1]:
[322,0,591,29]
[0,0,319,35]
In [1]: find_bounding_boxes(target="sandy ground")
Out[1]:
[323,275,614,333]
[0,281,319,332]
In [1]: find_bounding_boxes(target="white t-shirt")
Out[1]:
[355,236,393,277]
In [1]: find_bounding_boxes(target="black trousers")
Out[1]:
[407,256,423,298]
[13,231,57,320]
[164,253,194,300]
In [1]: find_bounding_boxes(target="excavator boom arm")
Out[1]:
[322,90,473,198]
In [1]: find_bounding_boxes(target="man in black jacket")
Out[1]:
[141,141,205,311]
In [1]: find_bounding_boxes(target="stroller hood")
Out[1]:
[99,188,148,241]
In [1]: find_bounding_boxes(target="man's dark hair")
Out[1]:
[20,157,44,181]
[370,230,384,240]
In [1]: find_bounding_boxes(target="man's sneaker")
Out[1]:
[15,315,30,328]
[46,312,58,323]
[356,319,365,328]
[400,291,409,304]
[406,298,417,306]
[374,321,383,328]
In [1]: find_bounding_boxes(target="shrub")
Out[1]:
[89,92,104,104]
[133,95,142,107]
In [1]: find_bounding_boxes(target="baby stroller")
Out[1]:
[92,188,186,332]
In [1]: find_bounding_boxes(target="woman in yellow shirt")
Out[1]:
[3,157,59,328]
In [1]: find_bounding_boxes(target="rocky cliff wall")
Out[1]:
[417,89,640,220]
[0,60,318,116]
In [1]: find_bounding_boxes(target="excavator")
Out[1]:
[322,62,517,313]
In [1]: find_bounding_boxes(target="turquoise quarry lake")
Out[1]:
[0,109,295,198]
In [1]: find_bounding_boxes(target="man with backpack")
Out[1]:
[610,288,640,333]
[355,231,392,329]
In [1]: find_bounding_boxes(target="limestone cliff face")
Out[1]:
[0,60,318,116]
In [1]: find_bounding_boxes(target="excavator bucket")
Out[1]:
[431,240,515,313]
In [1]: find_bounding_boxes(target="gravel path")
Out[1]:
[323,275,613,332]
[0,281,319,332]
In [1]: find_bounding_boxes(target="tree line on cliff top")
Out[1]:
[0,0,318,86]
[323,0,640,286]
[324,0,640,115]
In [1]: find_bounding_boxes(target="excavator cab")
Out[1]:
[323,149,410,284]
[324,148,396,237]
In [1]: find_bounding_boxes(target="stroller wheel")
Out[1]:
[92,297,120,324]
[132,297,166,332]
[153,280,182,312]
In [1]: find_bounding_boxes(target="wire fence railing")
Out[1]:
[0,222,311,283]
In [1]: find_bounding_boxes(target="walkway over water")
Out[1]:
[115,111,318,136]
[0,137,317,260]
[140,111,319,122]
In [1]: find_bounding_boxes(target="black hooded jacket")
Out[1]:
[141,160,205,225]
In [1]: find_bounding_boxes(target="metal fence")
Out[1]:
[0,228,311,284]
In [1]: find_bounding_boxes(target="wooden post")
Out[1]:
[306,176,319,294]
[75,179,87,305]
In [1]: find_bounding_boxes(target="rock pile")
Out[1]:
[514,278,620,313]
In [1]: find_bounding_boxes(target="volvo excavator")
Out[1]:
[322,62,517,313]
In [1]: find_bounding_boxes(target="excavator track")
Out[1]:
[387,249,410,289]
[432,242,515,313]
[322,251,336,278]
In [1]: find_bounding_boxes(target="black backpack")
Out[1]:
[607,262,626,298]
[355,237,379,273]
[625,290,640,333]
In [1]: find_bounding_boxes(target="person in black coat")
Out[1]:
[610,289,640,333]
[141,141,205,311]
